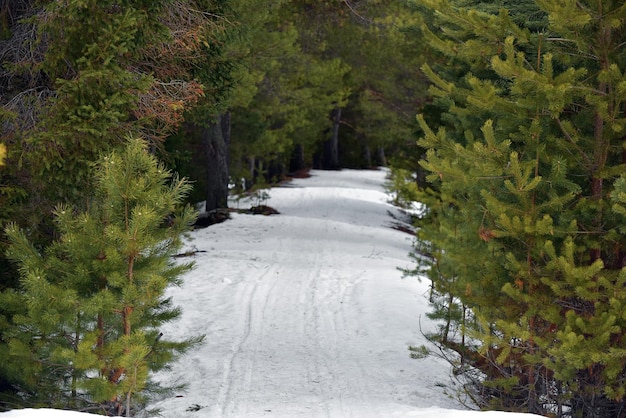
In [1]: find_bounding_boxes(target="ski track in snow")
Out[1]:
[149,169,461,417]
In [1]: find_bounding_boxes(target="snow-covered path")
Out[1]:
[149,169,460,417]
[0,169,546,417]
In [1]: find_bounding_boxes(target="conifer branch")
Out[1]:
[554,116,593,168]
[342,0,372,26]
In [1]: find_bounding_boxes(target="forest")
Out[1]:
[1,0,626,416]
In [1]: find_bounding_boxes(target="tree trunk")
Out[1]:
[322,107,341,169]
[247,156,255,190]
[289,143,306,173]
[361,135,372,168]
[377,146,387,167]
[203,112,231,211]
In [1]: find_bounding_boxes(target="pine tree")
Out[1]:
[411,0,626,415]
[2,138,198,413]
[1,0,206,229]
[228,3,351,186]
[0,2,209,403]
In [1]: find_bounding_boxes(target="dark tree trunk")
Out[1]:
[247,156,255,190]
[289,143,306,173]
[322,107,341,169]
[266,159,284,183]
[361,135,372,168]
[377,146,387,167]
[203,112,230,211]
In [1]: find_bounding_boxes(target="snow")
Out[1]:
[0,408,542,418]
[0,169,542,418]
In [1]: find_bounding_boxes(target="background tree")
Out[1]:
[282,0,427,172]
[165,0,270,209]
[165,0,431,205]
[228,0,350,186]
[328,1,429,170]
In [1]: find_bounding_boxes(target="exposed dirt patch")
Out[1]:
[194,208,231,229]
[390,221,415,235]
[193,206,281,230]
[387,209,416,235]
[287,168,312,179]
[245,205,280,216]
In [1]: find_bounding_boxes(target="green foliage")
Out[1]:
[387,167,421,209]
[226,0,352,183]
[0,1,189,261]
[1,139,199,412]
[0,2,210,402]
[409,0,626,415]
[408,344,430,360]
[26,0,167,202]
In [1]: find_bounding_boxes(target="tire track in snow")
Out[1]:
[214,260,280,417]
[215,236,336,417]
[297,190,382,418]
[213,174,412,417]
[270,218,335,417]
[301,190,347,416]
[314,248,383,418]
[303,252,339,418]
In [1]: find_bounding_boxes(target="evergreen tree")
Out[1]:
[26,0,165,203]
[410,0,626,415]
[284,0,425,171]
[166,0,432,203]
[165,0,244,210]
[333,1,429,169]
[1,138,198,414]
[228,3,350,185]
[0,0,206,229]
[0,1,211,403]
